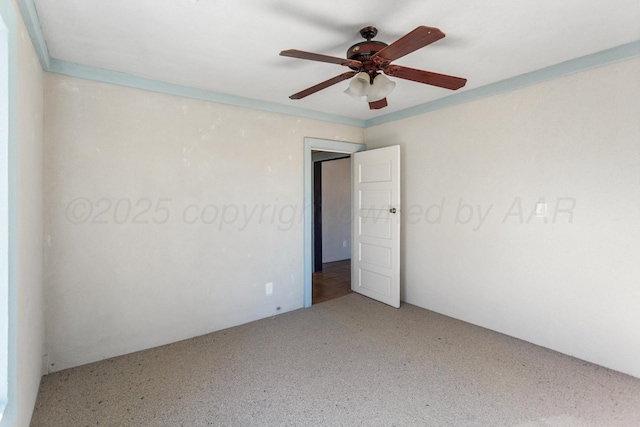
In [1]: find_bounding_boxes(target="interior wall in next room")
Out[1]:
[321,158,351,263]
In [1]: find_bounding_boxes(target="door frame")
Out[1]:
[303,138,366,308]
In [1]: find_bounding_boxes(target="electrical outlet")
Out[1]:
[265,282,273,296]
[343,240,347,248]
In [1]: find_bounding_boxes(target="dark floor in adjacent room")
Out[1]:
[312,259,352,304]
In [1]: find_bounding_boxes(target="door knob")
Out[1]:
[389,208,397,214]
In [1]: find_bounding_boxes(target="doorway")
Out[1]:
[312,155,352,304]
[303,138,366,308]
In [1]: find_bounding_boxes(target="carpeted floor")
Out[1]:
[31,293,640,426]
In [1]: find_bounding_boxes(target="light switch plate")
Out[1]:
[535,202,547,218]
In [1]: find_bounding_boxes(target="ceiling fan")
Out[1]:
[280,26,467,110]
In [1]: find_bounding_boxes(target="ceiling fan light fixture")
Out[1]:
[344,86,364,101]
[367,74,396,102]
[347,72,371,97]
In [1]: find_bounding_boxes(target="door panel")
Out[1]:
[360,161,392,182]
[360,189,392,208]
[359,243,392,268]
[359,269,392,297]
[352,145,400,308]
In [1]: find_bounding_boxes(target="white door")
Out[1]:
[351,145,401,308]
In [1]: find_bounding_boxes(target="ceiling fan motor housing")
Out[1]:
[347,40,388,79]
[347,41,388,63]
[347,27,388,77]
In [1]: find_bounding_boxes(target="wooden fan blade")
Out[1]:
[289,72,357,100]
[280,49,361,68]
[369,98,388,110]
[372,26,445,65]
[384,65,467,90]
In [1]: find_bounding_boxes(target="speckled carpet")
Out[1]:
[31,293,640,426]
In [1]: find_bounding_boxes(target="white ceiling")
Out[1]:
[32,0,640,121]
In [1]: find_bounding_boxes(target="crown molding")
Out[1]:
[48,59,367,127]
[366,40,640,127]
[15,0,49,69]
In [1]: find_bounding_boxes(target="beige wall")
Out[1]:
[11,0,45,425]
[365,57,640,378]
[43,74,364,371]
